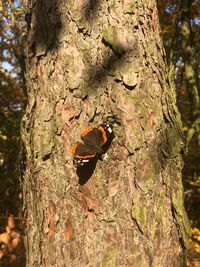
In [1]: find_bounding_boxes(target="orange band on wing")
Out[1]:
[75,154,96,159]
[70,144,78,154]
[81,126,94,137]
[98,126,107,143]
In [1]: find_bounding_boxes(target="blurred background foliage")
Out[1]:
[0,0,200,266]
[0,0,26,265]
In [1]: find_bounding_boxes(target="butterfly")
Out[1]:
[70,122,113,167]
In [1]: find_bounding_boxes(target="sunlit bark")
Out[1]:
[22,1,190,266]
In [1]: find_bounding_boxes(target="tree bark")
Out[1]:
[22,0,190,266]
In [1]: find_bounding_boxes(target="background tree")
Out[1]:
[157,1,200,264]
[22,0,190,266]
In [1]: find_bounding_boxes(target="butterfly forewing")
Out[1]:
[81,127,103,148]
[98,123,113,146]
[72,142,98,158]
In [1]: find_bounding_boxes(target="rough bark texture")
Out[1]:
[22,0,191,266]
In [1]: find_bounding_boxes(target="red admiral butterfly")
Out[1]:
[70,122,113,167]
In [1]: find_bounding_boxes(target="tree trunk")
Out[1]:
[22,0,190,266]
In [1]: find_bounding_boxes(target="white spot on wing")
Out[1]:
[105,122,112,133]
[82,159,89,163]
[107,127,112,133]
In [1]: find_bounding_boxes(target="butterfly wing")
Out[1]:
[81,127,102,148]
[97,123,113,147]
[70,142,97,166]
[81,123,113,148]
